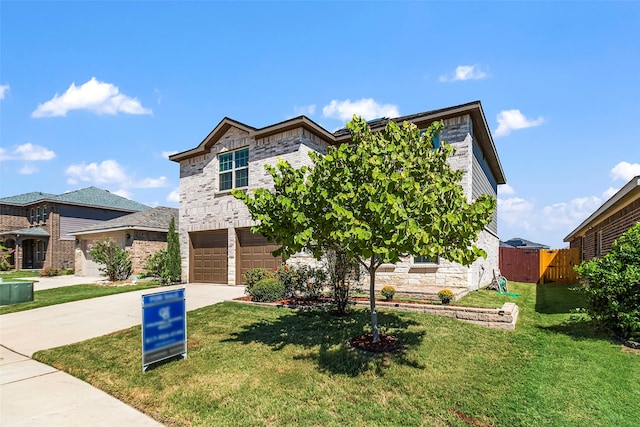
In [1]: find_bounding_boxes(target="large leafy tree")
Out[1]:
[234,116,496,342]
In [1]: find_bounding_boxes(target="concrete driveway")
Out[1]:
[0,283,245,426]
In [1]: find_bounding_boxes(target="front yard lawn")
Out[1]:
[34,282,639,426]
[0,282,161,314]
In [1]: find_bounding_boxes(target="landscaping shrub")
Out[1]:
[274,263,327,299]
[40,266,59,277]
[325,248,362,315]
[247,278,285,302]
[381,285,396,301]
[243,268,272,292]
[89,239,132,281]
[0,243,14,271]
[141,250,166,280]
[437,289,455,305]
[575,223,640,341]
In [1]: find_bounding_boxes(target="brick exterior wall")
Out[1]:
[177,112,501,291]
[572,198,640,261]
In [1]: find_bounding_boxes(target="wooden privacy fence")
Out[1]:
[499,247,580,285]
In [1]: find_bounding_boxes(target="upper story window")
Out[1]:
[28,204,49,225]
[219,148,249,191]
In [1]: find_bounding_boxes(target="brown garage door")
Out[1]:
[190,230,228,283]
[236,229,282,285]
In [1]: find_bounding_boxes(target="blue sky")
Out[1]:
[1,1,639,249]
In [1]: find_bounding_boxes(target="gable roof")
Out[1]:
[169,115,335,162]
[333,100,505,185]
[168,100,506,185]
[69,206,178,235]
[0,187,151,212]
[564,175,640,242]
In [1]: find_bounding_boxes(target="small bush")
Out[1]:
[381,285,396,301]
[438,289,455,304]
[248,278,285,302]
[244,268,272,291]
[40,266,60,277]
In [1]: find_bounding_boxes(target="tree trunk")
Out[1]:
[369,258,380,343]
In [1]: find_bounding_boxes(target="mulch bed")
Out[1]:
[349,333,400,353]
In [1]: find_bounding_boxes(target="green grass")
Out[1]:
[0,282,161,314]
[34,282,639,426]
[0,269,42,280]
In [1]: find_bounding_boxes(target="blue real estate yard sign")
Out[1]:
[142,288,186,372]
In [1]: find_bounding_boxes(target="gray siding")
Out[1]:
[472,140,498,235]
[59,205,129,240]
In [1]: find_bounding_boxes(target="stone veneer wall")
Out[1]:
[128,230,168,276]
[178,126,330,284]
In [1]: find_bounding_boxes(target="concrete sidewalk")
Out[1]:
[0,283,245,426]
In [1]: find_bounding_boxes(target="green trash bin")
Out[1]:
[0,281,34,305]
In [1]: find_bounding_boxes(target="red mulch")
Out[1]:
[350,333,400,353]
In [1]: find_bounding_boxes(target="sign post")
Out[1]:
[142,287,186,372]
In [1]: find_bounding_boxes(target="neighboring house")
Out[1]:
[169,100,506,291]
[500,238,550,250]
[564,175,640,261]
[0,187,150,271]
[70,206,179,277]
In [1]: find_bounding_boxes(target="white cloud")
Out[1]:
[540,196,602,231]
[161,150,178,159]
[494,109,544,137]
[294,104,316,116]
[610,161,640,182]
[498,197,535,228]
[19,164,38,175]
[66,159,129,186]
[167,188,180,203]
[602,187,619,200]
[498,184,516,196]
[135,176,169,189]
[32,77,152,118]
[322,98,400,121]
[439,65,487,82]
[0,84,9,100]
[65,159,169,198]
[111,189,133,199]
[0,143,56,161]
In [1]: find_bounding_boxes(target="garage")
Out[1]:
[190,230,228,283]
[236,228,282,285]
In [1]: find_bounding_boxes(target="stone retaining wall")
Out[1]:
[237,299,519,330]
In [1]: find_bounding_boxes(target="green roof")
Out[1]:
[0,192,57,205]
[0,227,50,237]
[0,187,150,212]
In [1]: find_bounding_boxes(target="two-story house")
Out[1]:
[0,187,150,271]
[169,100,506,292]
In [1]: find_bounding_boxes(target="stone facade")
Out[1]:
[177,126,330,285]
[171,102,505,291]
